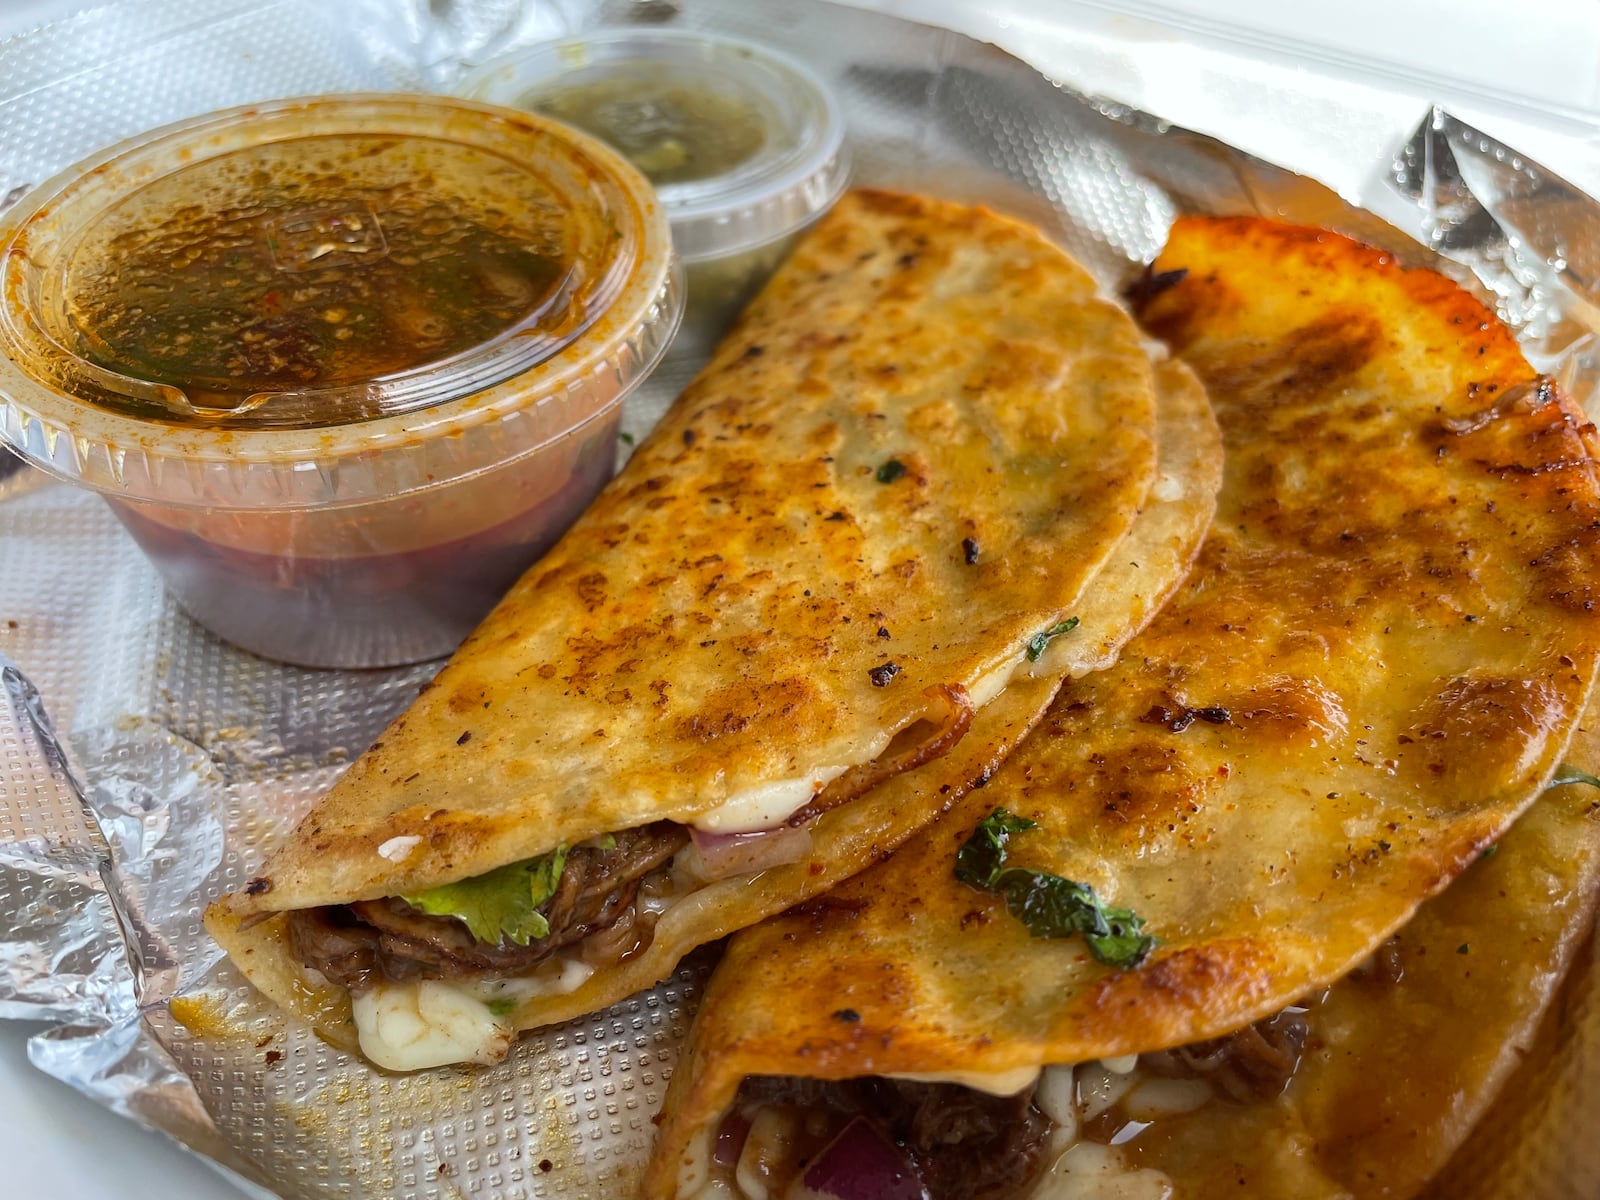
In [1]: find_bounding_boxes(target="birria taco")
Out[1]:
[205,191,1219,1070]
[639,217,1600,1200]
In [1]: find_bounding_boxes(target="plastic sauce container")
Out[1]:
[0,95,681,668]
[465,28,848,356]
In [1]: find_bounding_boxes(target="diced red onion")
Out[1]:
[689,823,815,880]
[785,1117,930,1200]
[714,1108,751,1168]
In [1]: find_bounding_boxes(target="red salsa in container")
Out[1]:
[0,95,680,667]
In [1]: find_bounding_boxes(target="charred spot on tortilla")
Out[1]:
[1123,262,1189,308]
[868,662,901,687]
[1140,702,1232,732]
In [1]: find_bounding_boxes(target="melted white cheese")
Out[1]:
[1121,1076,1212,1119]
[1030,1143,1175,1200]
[968,653,1024,709]
[468,957,594,1007]
[352,961,596,1071]
[690,641,1063,835]
[352,980,514,1072]
[691,766,848,833]
[376,834,422,862]
[1035,1064,1079,1133]
[677,1127,718,1198]
[736,1107,798,1200]
[1150,474,1184,503]
[1077,1060,1140,1120]
[888,1063,1041,1096]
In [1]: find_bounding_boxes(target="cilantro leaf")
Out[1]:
[485,997,517,1017]
[401,846,569,946]
[1548,764,1600,791]
[1025,617,1080,663]
[954,806,1038,884]
[956,807,1154,969]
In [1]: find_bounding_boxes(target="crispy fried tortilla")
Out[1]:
[1089,720,1600,1198]
[204,190,1193,1069]
[640,217,1600,1200]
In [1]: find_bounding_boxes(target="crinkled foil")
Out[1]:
[3,3,1600,1198]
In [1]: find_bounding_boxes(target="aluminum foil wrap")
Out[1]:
[3,2,1600,1197]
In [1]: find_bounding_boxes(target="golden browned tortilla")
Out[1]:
[639,216,1600,1199]
[204,190,1194,1063]
[1096,720,1600,1198]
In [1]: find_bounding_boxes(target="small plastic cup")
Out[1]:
[0,94,681,669]
[464,28,848,357]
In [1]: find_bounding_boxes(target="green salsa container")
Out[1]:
[464,28,849,357]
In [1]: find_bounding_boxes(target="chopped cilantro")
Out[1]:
[618,431,635,446]
[1548,764,1600,791]
[401,846,570,945]
[1025,617,1080,663]
[956,807,1153,968]
[485,998,517,1017]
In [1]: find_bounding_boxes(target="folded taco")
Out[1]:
[205,190,1209,1070]
[640,216,1600,1200]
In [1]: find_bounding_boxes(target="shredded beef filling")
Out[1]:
[287,822,688,993]
[738,1076,1053,1200]
[1141,1006,1312,1102]
[732,1005,1318,1199]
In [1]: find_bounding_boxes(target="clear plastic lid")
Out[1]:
[0,94,680,508]
[464,28,850,262]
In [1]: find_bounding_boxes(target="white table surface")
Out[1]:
[4,1,1600,1197]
